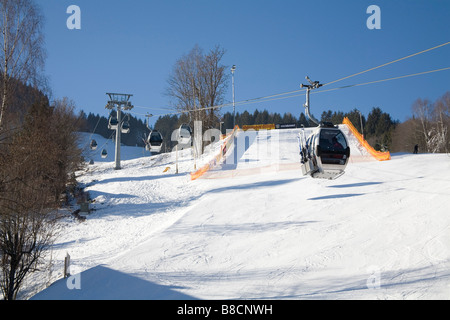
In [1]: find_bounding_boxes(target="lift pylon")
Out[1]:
[105,93,134,170]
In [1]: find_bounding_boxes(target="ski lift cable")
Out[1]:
[312,66,450,95]
[85,130,115,170]
[234,66,450,105]
[225,39,447,104]
[134,105,173,112]
[91,115,102,136]
[129,65,450,120]
[323,41,450,88]
[129,41,450,119]
[93,131,115,156]
[120,112,130,126]
[216,65,450,108]
[81,115,103,151]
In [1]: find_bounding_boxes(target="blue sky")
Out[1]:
[38,0,449,126]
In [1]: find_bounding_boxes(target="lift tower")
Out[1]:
[105,93,134,170]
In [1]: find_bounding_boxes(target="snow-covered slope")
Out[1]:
[78,132,148,163]
[28,128,450,300]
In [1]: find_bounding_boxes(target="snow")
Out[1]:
[78,132,149,163]
[25,128,450,300]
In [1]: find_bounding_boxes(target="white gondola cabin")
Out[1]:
[121,120,130,134]
[177,124,192,145]
[146,130,163,153]
[108,114,118,130]
[300,122,350,180]
[90,139,98,150]
[298,76,350,180]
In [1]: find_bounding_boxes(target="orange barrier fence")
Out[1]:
[342,117,391,161]
[242,124,275,131]
[190,125,240,180]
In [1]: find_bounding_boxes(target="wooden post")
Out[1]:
[64,253,71,278]
[176,144,178,174]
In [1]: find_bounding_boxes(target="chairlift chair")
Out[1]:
[101,149,108,159]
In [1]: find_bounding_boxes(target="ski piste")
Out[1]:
[27,126,450,300]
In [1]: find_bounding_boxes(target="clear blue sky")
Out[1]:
[38,0,450,126]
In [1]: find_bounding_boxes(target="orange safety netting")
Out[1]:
[242,124,276,131]
[342,117,391,161]
[190,125,240,180]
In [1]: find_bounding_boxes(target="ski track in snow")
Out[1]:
[26,130,450,300]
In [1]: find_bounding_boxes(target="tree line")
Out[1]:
[145,106,397,153]
[79,92,450,155]
[391,92,450,154]
[0,90,83,299]
[0,0,83,300]
[78,38,450,156]
[78,111,150,148]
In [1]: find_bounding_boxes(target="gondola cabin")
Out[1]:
[177,124,192,145]
[300,122,350,180]
[90,139,98,150]
[108,116,118,130]
[146,130,163,153]
[121,120,130,134]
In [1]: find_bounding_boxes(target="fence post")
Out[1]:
[64,253,71,278]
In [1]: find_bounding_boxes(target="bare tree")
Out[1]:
[0,99,52,300]
[391,118,419,153]
[412,98,434,152]
[0,0,45,130]
[166,45,229,131]
[0,97,83,300]
[47,98,84,201]
[408,92,450,153]
[433,91,450,153]
[0,179,58,300]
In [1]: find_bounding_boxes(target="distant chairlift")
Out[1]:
[146,130,164,153]
[101,149,108,159]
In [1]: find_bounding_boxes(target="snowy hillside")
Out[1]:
[78,132,148,163]
[26,128,450,300]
